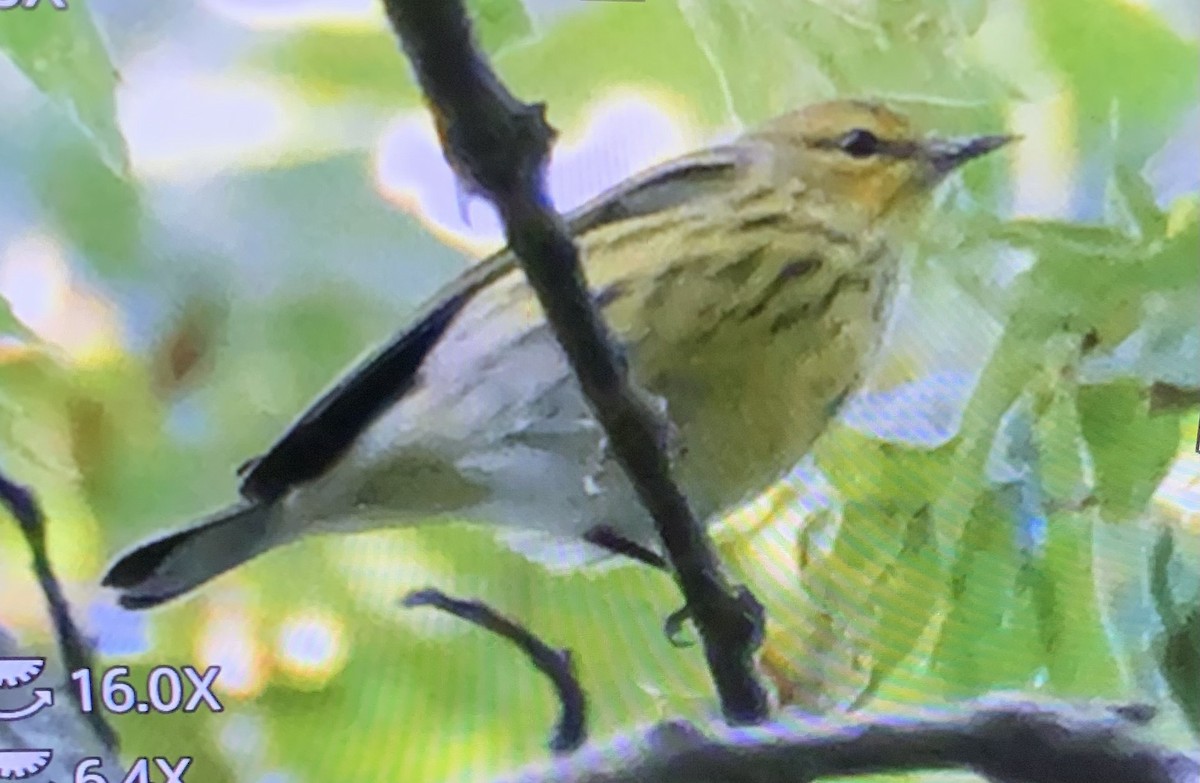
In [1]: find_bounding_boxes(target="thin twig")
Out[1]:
[402,588,586,753]
[0,469,120,752]
[491,694,1200,783]
[380,0,769,725]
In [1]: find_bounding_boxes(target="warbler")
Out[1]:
[103,100,1010,609]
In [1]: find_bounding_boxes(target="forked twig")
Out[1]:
[402,588,587,753]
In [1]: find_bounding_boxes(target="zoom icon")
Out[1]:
[0,658,54,722]
[0,660,44,690]
[0,659,55,780]
[0,749,52,780]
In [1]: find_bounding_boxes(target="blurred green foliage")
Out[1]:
[0,1,1196,782]
[0,0,127,172]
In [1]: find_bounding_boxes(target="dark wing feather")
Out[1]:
[238,146,746,502]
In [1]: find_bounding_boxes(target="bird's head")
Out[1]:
[753,100,1014,222]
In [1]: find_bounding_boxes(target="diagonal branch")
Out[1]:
[379,0,769,724]
[490,695,1200,783]
[0,468,119,753]
[402,588,587,753]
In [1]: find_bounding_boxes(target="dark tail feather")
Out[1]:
[102,503,274,610]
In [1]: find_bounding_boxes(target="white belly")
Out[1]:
[281,304,667,565]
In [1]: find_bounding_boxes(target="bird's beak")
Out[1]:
[924,134,1017,177]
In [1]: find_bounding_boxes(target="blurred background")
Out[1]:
[0,0,1196,781]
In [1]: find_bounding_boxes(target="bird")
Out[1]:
[102,100,1011,610]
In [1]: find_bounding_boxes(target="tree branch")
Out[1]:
[0,468,119,752]
[402,588,587,753]
[490,695,1200,783]
[379,0,768,724]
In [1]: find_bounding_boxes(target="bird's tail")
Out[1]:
[102,502,275,610]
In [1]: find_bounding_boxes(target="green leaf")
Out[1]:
[1160,607,1200,738]
[932,488,1041,693]
[469,0,533,53]
[675,0,833,123]
[256,27,417,106]
[814,431,956,590]
[676,0,1005,125]
[1027,0,1198,160]
[1077,380,1180,521]
[995,207,1196,360]
[994,219,1136,260]
[1106,166,1168,242]
[854,504,944,707]
[248,1,529,107]
[945,219,1145,550]
[0,0,128,175]
[0,348,74,479]
[926,319,1048,558]
[486,1,728,128]
[817,432,955,514]
[1033,380,1088,507]
[32,139,143,277]
[925,193,1185,700]
[1151,529,1200,737]
[1030,510,1124,695]
[807,432,957,706]
[1140,206,1200,293]
[258,1,726,129]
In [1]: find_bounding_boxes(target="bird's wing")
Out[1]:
[237,145,748,503]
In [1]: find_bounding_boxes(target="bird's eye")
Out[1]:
[838,129,881,158]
